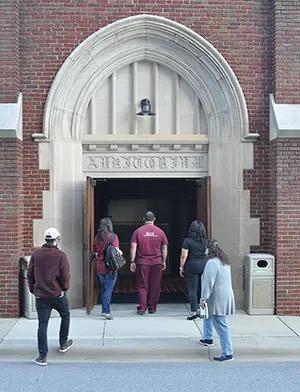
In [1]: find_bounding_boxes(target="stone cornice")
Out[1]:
[0,93,22,140]
[82,141,209,153]
[244,133,260,141]
[270,94,300,140]
[32,133,49,142]
[81,134,209,144]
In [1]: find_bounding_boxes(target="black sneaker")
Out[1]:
[187,313,198,320]
[148,309,156,314]
[199,339,215,347]
[213,354,234,362]
[35,355,47,366]
[137,309,146,315]
[59,339,74,353]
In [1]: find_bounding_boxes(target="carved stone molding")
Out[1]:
[83,153,208,176]
[43,15,249,142]
[83,142,209,153]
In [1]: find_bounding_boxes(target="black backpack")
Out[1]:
[104,233,126,272]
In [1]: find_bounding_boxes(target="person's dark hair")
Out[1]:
[143,211,155,222]
[207,239,230,265]
[45,239,55,244]
[96,217,113,245]
[188,220,207,243]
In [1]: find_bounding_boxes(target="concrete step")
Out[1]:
[1,336,300,363]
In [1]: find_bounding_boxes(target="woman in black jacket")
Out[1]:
[179,220,208,320]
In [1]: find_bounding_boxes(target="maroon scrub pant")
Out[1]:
[136,264,162,311]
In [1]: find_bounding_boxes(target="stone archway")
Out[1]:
[41,15,249,142]
[33,15,259,308]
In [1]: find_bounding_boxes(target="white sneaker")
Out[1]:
[102,313,114,320]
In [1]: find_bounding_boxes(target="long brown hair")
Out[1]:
[96,217,113,245]
[207,239,230,265]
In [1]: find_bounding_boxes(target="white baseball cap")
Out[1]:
[44,227,61,240]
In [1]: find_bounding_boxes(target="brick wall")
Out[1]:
[19,0,274,253]
[270,139,300,315]
[272,0,300,104]
[0,0,20,103]
[1,0,292,314]
[0,138,23,317]
[269,1,300,314]
[0,0,22,317]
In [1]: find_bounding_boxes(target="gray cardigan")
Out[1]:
[201,257,235,316]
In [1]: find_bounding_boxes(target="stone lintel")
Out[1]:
[32,133,49,142]
[244,133,260,141]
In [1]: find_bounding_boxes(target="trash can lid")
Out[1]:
[20,255,31,268]
[245,253,275,260]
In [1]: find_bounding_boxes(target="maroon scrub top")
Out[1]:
[131,224,168,265]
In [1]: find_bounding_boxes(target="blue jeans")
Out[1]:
[203,315,233,356]
[36,294,70,356]
[98,272,117,314]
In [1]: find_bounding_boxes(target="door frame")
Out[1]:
[196,176,211,239]
[86,176,211,300]
[85,176,95,314]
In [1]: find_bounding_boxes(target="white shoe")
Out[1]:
[102,313,114,320]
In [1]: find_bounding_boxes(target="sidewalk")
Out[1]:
[1,304,300,363]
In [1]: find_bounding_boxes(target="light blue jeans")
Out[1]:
[203,315,233,356]
[98,272,117,314]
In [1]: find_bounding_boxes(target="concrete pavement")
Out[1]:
[0,304,300,363]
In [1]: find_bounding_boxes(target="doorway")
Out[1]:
[85,177,211,312]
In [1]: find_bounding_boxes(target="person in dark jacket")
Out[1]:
[93,217,121,320]
[179,220,208,320]
[27,227,73,366]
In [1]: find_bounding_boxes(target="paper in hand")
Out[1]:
[199,302,209,319]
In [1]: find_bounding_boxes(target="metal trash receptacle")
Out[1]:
[20,256,37,319]
[244,253,275,315]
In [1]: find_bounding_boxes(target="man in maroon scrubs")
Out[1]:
[130,211,168,315]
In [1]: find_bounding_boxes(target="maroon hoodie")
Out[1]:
[27,243,70,298]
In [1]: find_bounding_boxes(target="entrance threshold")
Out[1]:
[108,276,189,304]
[94,276,189,304]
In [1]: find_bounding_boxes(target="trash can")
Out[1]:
[244,253,275,315]
[20,256,37,319]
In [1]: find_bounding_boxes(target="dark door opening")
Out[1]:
[84,176,211,311]
[91,178,209,304]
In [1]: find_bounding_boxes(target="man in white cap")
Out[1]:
[27,227,73,366]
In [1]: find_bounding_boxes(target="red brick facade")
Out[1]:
[0,0,299,316]
[0,138,23,317]
[273,1,300,104]
[270,139,300,314]
[0,0,20,103]
[270,1,300,314]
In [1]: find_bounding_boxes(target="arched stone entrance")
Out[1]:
[33,15,259,308]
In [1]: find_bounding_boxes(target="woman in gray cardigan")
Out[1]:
[199,240,235,362]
